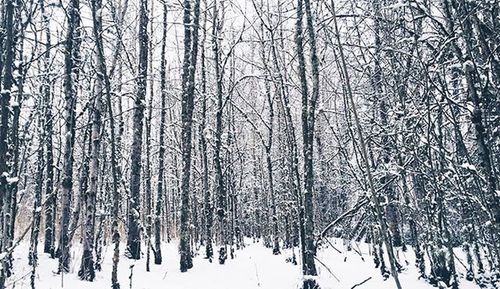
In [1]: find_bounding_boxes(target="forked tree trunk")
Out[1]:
[294,0,320,287]
[78,0,104,280]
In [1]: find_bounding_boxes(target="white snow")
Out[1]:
[6,176,19,184]
[9,100,19,108]
[4,238,487,289]
[460,163,477,171]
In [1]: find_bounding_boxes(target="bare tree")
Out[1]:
[58,0,81,273]
[127,0,149,260]
[179,0,201,272]
[154,1,168,266]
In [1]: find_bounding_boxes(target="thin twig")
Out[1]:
[313,256,341,282]
[351,277,372,289]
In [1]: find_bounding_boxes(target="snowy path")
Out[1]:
[6,239,480,289]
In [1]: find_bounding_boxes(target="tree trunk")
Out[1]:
[199,9,213,261]
[78,0,105,280]
[127,0,148,260]
[58,0,81,273]
[371,0,402,248]
[91,0,122,285]
[29,96,45,289]
[179,0,201,272]
[295,0,320,287]
[0,0,16,284]
[41,0,56,258]
[258,22,280,254]
[211,0,228,266]
[154,1,168,266]
[145,5,154,270]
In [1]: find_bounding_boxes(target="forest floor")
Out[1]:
[5,238,485,289]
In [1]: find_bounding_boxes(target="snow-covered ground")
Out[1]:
[5,239,483,289]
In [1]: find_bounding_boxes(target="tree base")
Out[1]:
[78,249,96,281]
[154,251,162,265]
[302,278,320,289]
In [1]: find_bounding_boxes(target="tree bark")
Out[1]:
[40,0,56,258]
[126,0,148,260]
[145,4,154,270]
[154,1,168,266]
[199,7,213,261]
[371,0,402,248]
[294,0,320,287]
[179,0,201,272]
[78,0,105,280]
[58,0,81,272]
[29,95,45,289]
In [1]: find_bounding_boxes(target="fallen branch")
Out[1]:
[351,277,372,289]
[313,256,340,282]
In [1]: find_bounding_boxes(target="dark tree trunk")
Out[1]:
[154,1,168,266]
[127,0,148,260]
[295,0,320,287]
[211,0,229,266]
[41,0,56,258]
[78,0,105,280]
[58,0,81,273]
[199,10,213,261]
[258,23,280,254]
[29,96,45,289]
[179,0,201,272]
[145,6,154,270]
[91,0,122,285]
[0,0,16,284]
